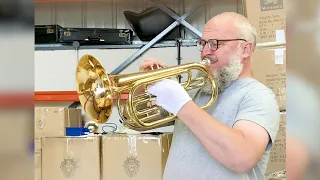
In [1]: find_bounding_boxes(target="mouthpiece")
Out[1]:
[200,58,211,67]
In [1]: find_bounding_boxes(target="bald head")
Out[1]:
[199,12,257,92]
[204,12,257,50]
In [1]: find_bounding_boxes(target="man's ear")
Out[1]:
[242,42,254,59]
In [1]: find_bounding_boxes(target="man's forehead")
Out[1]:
[202,26,236,40]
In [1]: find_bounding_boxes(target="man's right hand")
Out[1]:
[124,57,165,119]
[139,58,166,72]
[137,58,172,120]
[135,58,166,103]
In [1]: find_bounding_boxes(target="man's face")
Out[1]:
[199,20,245,93]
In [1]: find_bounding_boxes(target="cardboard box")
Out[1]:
[34,138,42,180]
[251,47,286,110]
[265,111,286,176]
[102,133,173,180]
[243,0,286,44]
[0,109,32,155]
[41,136,101,180]
[35,107,82,137]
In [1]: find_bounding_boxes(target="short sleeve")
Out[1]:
[233,87,281,150]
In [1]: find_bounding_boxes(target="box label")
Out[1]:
[258,15,286,42]
[260,0,284,11]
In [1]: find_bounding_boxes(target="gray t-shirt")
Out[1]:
[162,78,280,180]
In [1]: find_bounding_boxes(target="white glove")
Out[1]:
[147,79,192,116]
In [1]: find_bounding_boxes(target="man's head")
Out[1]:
[197,12,257,93]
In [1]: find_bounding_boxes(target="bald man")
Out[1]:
[141,12,280,180]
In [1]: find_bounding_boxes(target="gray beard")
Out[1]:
[197,53,244,95]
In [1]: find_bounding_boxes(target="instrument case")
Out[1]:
[35,24,62,44]
[59,28,133,45]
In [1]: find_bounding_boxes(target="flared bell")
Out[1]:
[76,54,114,124]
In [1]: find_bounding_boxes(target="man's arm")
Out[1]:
[177,101,270,173]
[286,136,310,180]
[147,79,280,173]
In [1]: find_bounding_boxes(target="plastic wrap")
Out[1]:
[266,170,286,180]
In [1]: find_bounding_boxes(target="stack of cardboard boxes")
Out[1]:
[243,0,287,178]
[34,107,173,180]
[34,107,83,180]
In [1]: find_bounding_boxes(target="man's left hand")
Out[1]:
[147,79,192,115]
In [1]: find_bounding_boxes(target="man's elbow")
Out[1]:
[229,156,258,173]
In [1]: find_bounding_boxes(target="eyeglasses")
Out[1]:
[196,39,247,51]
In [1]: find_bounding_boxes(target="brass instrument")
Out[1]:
[76,54,218,131]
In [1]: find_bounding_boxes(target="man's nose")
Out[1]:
[201,44,213,58]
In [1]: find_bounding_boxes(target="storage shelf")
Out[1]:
[35,91,129,102]
[34,39,198,51]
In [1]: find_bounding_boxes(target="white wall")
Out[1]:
[35,46,202,91]
[35,0,243,132]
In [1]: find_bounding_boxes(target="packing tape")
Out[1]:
[275,48,285,65]
[65,137,74,158]
[256,30,286,48]
[128,135,137,156]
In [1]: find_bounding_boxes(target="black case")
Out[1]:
[124,7,181,41]
[35,24,62,44]
[59,28,133,45]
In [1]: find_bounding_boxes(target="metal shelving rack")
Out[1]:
[35,0,208,73]
[34,39,198,51]
[110,0,207,74]
[34,0,209,102]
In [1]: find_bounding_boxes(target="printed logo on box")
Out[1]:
[123,156,140,177]
[36,117,45,130]
[60,157,78,178]
[260,0,283,11]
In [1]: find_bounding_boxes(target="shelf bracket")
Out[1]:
[110,0,207,75]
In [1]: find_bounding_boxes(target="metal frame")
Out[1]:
[110,0,208,75]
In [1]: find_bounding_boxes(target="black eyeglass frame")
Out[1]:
[196,38,247,51]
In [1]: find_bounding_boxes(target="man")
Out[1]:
[140,12,280,180]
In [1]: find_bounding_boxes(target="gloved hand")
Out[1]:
[147,79,192,116]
